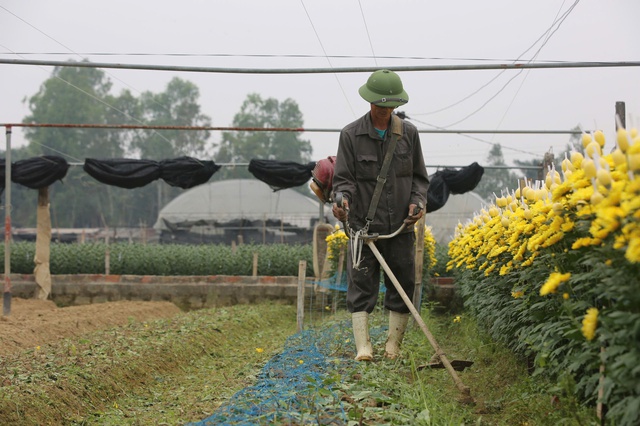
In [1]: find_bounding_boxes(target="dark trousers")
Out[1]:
[346,231,416,314]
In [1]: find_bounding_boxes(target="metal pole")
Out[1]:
[0,122,586,135]
[1,58,639,74]
[3,126,12,316]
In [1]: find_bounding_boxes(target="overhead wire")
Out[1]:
[0,43,163,163]
[404,115,540,157]
[406,0,582,163]
[357,0,378,67]
[0,51,580,64]
[0,5,177,152]
[299,0,356,118]
[441,0,581,128]
[492,0,578,131]
[412,0,581,126]
[0,0,615,166]
[499,1,580,148]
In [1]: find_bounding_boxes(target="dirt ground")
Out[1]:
[0,298,182,356]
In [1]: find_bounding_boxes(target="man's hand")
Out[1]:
[404,202,424,225]
[332,199,349,222]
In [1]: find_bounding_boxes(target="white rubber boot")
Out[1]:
[384,311,410,360]
[352,311,374,361]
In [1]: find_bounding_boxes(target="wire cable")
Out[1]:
[414,0,581,125]
[0,51,579,63]
[406,115,540,156]
[493,0,578,131]
[299,0,356,118]
[0,5,176,148]
[357,0,378,67]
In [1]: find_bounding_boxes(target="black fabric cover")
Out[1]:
[426,172,449,213]
[248,159,316,191]
[440,161,484,194]
[159,156,220,189]
[426,162,484,213]
[83,158,162,189]
[0,155,69,191]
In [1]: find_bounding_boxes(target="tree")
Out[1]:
[215,94,312,180]
[127,77,213,218]
[16,65,132,228]
[473,144,520,201]
[14,64,212,229]
[130,78,211,160]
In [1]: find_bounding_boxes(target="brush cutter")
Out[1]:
[335,193,474,404]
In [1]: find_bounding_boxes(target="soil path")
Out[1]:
[0,298,182,356]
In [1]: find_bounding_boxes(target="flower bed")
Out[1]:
[447,128,640,424]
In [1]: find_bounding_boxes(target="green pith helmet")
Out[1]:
[358,69,409,107]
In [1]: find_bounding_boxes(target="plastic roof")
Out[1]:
[154,179,334,230]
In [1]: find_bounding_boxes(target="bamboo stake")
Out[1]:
[296,260,306,333]
[3,126,12,316]
[252,252,258,277]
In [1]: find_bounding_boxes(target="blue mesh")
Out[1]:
[189,321,388,426]
[314,272,386,293]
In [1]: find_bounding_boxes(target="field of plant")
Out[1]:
[447,128,640,425]
[1,241,313,277]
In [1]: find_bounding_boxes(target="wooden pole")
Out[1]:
[332,247,345,314]
[101,215,110,275]
[3,126,12,316]
[597,346,607,424]
[296,260,307,333]
[615,101,626,130]
[34,187,52,300]
[412,216,426,311]
[252,252,258,277]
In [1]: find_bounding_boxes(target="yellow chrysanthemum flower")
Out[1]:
[540,272,571,296]
[581,308,598,341]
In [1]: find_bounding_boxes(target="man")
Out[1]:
[332,69,429,361]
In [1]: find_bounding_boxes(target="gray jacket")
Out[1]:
[332,112,429,234]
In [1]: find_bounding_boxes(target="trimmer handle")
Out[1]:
[334,192,348,212]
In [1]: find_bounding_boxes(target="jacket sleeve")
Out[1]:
[332,127,357,204]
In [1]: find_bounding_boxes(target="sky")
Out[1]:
[1,0,639,177]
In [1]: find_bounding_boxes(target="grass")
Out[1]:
[0,302,600,425]
[0,303,298,425]
[342,306,599,425]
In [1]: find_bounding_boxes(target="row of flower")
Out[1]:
[447,128,640,424]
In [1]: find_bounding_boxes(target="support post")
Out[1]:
[34,187,52,299]
[332,247,345,314]
[615,101,626,130]
[3,126,12,316]
[296,260,307,333]
[412,215,426,312]
[252,252,258,277]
